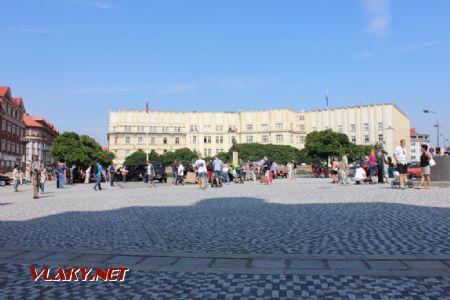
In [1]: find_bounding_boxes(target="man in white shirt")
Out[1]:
[13,164,20,192]
[195,155,207,190]
[393,139,408,190]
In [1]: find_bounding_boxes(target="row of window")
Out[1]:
[115,122,385,135]
[350,134,384,143]
[1,120,24,137]
[202,149,225,157]
[1,102,22,121]
[114,126,183,133]
[0,140,24,155]
[311,123,385,133]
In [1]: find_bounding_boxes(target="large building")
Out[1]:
[23,113,59,167]
[108,103,410,165]
[409,129,430,162]
[0,86,26,170]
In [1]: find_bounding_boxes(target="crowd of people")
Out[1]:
[348,139,437,190]
[8,138,444,198]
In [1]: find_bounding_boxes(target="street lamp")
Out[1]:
[423,109,440,148]
[440,134,448,149]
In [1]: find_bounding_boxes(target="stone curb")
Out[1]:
[1,247,450,277]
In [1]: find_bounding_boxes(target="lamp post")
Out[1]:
[441,134,448,149]
[423,110,440,148]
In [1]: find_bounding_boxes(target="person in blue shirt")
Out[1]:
[93,161,103,191]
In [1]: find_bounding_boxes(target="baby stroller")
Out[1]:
[391,171,414,189]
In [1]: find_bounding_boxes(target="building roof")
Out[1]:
[23,113,43,127]
[410,128,418,135]
[23,113,60,135]
[0,86,11,99]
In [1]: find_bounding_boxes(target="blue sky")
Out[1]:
[1,0,449,146]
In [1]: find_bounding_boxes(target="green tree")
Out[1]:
[123,149,147,166]
[51,132,115,168]
[303,129,350,162]
[219,143,302,165]
[50,132,91,167]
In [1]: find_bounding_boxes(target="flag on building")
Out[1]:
[146,101,149,113]
[325,89,329,107]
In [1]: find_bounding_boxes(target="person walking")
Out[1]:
[212,156,223,186]
[287,161,294,180]
[109,163,116,186]
[31,155,43,199]
[394,139,408,190]
[383,152,390,182]
[368,149,377,184]
[13,164,20,192]
[121,166,128,183]
[19,169,24,185]
[84,166,91,184]
[195,154,207,190]
[40,168,47,192]
[56,162,66,189]
[147,161,156,188]
[172,161,178,184]
[222,161,230,184]
[249,161,257,182]
[377,151,385,184]
[25,166,31,184]
[176,162,185,185]
[93,161,103,191]
[419,144,432,189]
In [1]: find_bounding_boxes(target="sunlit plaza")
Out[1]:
[1,179,449,298]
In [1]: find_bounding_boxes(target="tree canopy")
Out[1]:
[50,132,115,168]
[217,143,304,165]
[302,129,375,163]
[123,148,197,167]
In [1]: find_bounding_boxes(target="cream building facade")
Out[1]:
[108,103,410,165]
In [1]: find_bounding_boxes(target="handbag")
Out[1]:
[429,158,436,167]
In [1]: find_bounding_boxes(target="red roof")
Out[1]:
[0,86,11,98]
[13,97,23,106]
[410,128,418,136]
[23,113,43,127]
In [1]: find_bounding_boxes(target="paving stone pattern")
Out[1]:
[1,179,449,256]
[1,179,450,298]
[0,263,449,300]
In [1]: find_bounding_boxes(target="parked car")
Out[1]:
[118,163,168,183]
[0,174,11,186]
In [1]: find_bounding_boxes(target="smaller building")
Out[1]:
[0,86,26,170]
[23,113,59,167]
[410,128,430,162]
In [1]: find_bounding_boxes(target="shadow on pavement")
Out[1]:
[0,197,449,256]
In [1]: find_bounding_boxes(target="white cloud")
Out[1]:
[156,83,194,95]
[363,0,391,38]
[399,40,449,53]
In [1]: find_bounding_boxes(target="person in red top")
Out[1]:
[368,149,377,184]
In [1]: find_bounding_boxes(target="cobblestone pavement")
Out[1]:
[1,263,449,299]
[1,179,449,298]
[1,179,449,255]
